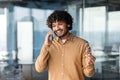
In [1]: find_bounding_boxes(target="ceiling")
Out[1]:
[0,0,120,11]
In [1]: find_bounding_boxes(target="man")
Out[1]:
[35,10,96,80]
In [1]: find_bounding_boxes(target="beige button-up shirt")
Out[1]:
[35,33,95,80]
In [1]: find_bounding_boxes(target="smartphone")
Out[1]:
[50,33,56,40]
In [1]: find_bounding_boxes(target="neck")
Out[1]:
[60,32,70,40]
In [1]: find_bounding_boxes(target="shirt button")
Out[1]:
[61,72,64,75]
[61,54,64,56]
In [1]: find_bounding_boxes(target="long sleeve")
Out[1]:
[82,42,95,77]
[35,44,50,73]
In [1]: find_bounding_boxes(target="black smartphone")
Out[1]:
[49,32,55,40]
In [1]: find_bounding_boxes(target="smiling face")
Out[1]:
[52,21,70,39]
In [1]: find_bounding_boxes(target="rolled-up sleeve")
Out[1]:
[82,42,95,77]
[35,44,50,73]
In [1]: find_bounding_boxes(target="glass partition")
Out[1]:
[78,1,120,80]
[17,21,33,64]
[0,8,8,73]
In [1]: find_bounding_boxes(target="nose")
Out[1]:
[54,26,59,31]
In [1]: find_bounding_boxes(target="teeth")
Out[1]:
[56,30,61,33]
[57,30,61,33]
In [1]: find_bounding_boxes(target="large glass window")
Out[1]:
[31,8,53,61]
[108,11,120,44]
[79,4,120,80]
[17,21,33,64]
[82,6,106,47]
[0,8,7,51]
[14,6,53,62]
[0,8,8,64]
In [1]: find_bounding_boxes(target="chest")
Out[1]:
[49,42,82,63]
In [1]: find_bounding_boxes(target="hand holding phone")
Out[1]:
[44,30,54,46]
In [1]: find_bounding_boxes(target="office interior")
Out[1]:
[0,0,120,80]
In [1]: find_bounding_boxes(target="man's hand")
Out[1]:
[84,53,96,67]
[44,31,54,46]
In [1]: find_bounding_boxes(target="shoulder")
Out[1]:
[73,35,88,44]
[73,36,91,52]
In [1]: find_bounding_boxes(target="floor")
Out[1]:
[0,63,119,80]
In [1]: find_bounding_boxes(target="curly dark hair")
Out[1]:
[47,10,73,30]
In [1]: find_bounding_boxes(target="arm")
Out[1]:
[35,31,54,73]
[35,44,49,73]
[82,42,96,77]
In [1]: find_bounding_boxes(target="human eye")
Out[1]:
[52,23,56,28]
[58,22,63,25]
[52,25,55,28]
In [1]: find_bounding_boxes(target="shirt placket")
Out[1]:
[61,44,65,79]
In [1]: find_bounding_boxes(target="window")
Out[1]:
[0,8,8,62]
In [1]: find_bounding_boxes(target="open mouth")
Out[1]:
[55,30,63,36]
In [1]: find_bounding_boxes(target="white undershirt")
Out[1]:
[62,39,67,44]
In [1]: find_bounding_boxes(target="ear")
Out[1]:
[68,25,70,27]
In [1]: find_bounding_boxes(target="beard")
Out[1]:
[54,29,69,38]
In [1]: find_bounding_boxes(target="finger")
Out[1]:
[89,56,96,62]
[46,31,54,39]
[86,59,93,66]
[87,54,96,60]
[48,31,54,36]
[90,58,96,64]
[87,59,95,65]
[86,55,96,63]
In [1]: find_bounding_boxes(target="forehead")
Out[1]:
[52,21,66,24]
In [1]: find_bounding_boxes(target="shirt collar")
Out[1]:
[55,33,74,42]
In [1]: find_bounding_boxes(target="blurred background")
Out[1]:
[0,0,120,80]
